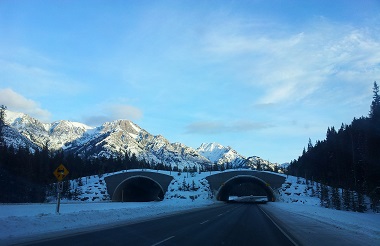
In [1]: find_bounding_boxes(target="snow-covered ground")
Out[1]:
[1,171,379,245]
[268,175,380,245]
[267,202,380,244]
[45,169,215,203]
[0,200,217,244]
[1,169,217,244]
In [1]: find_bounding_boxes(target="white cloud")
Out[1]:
[0,88,51,121]
[84,103,143,126]
[106,104,143,120]
[185,120,272,135]
[201,18,380,105]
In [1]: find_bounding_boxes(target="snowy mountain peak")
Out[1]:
[49,121,93,138]
[2,109,278,170]
[3,110,95,150]
[196,142,247,168]
[101,120,141,135]
[4,110,27,124]
[197,143,229,163]
[5,110,48,132]
[198,142,229,152]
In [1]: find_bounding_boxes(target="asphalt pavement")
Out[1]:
[18,203,297,246]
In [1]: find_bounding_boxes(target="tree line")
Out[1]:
[287,82,380,211]
[0,105,157,202]
[0,142,155,203]
[0,103,280,203]
[0,104,225,203]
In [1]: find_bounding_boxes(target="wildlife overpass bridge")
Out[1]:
[104,171,173,202]
[104,170,285,202]
[205,170,286,202]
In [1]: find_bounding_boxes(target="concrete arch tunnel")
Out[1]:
[216,175,276,202]
[104,171,174,202]
[113,176,165,202]
[205,170,286,202]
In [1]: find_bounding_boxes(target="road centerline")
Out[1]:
[200,220,210,225]
[151,235,175,246]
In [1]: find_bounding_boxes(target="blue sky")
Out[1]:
[1,0,380,163]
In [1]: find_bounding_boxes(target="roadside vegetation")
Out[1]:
[287,82,380,212]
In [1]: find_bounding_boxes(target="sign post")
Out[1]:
[53,164,69,214]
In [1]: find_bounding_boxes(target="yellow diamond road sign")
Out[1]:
[53,164,69,181]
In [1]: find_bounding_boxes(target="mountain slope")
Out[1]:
[5,110,92,151]
[1,124,39,152]
[196,143,246,167]
[2,110,278,170]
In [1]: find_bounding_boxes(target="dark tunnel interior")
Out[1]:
[113,177,165,202]
[217,176,275,203]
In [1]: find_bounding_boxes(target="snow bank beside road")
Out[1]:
[0,200,215,243]
[0,170,216,243]
[264,202,380,245]
[271,202,380,238]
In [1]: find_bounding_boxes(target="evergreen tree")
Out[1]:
[307,138,313,151]
[130,153,139,169]
[287,82,380,200]
[332,187,341,210]
[62,180,72,200]
[0,105,6,146]
[256,159,262,171]
[351,190,358,212]
[182,177,188,191]
[124,151,131,170]
[191,180,197,191]
[342,189,351,211]
[369,81,380,121]
[212,163,218,171]
[320,183,330,208]
[310,185,316,197]
[72,187,81,201]
[274,165,279,173]
[77,177,83,186]
[315,182,321,199]
[357,191,366,212]
[0,105,5,125]
[220,163,225,171]
[369,187,380,212]
[225,162,230,170]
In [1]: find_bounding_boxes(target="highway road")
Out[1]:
[20,203,297,246]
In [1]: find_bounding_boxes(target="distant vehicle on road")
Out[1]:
[228,195,268,204]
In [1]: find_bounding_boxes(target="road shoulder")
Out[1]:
[2,202,224,245]
[259,203,376,246]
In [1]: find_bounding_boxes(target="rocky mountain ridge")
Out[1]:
[2,110,279,171]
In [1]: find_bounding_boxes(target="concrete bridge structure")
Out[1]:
[104,171,173,202]
[205,170,286,202]
[104,170,286,202]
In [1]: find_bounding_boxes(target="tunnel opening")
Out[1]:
[113,176,165,202]
[216,175,275,203]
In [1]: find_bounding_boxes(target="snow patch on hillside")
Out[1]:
[197,143,228,163]
[165,171,213,201]
[278,175,374,212]
[278,175,320,206]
